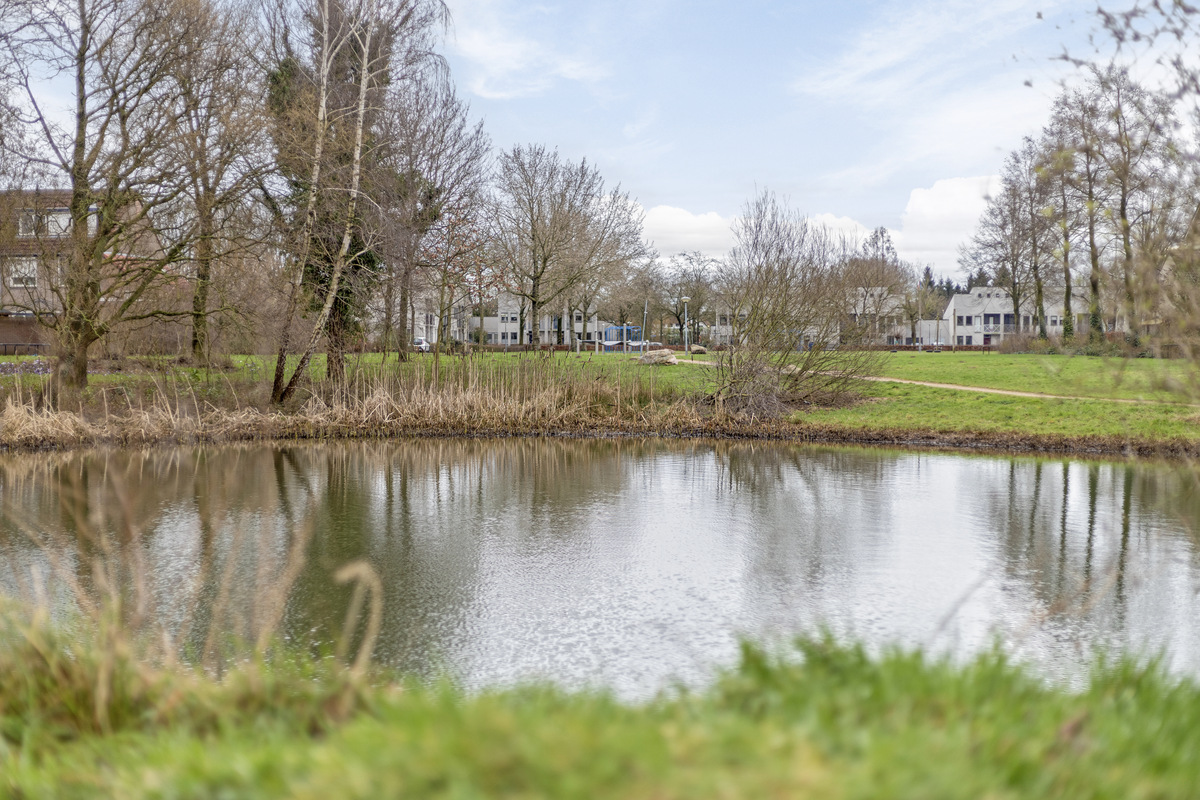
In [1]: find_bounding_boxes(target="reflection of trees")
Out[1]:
[982,456,1200,652]
[1,440,1199,679]
[710,442,903,628]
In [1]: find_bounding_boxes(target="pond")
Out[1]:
[1,438,1198,697]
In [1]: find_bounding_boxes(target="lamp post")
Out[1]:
[681,296,691,355]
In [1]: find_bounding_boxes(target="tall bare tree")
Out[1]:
[263,0,447,402]
[170,0,270,365]
[375,69,488,361]
[0,0,201,389]
[1050,87,1112,340]
[491,144,645,345]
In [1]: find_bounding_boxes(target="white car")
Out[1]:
[413,337,431,352]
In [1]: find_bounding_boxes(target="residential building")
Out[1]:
[467,294,603,346]
[942,287,1097,346]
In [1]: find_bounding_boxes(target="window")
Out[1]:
[574,314,582,323]
[8,257,37,289]
[719,315,728,326]
[1050,315,1058,326]
[956,315,964,326]
[965,335,973,345]
[964,315,973,325]
[487,333,494,343]
[17,209,71,238]
[957,336,964,345]
[1022,315,1030,328]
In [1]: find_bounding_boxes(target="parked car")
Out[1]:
[413,337,431,352]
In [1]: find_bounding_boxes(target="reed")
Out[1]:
[0,355,710,451]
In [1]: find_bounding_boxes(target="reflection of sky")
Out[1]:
[1,441,1199,699]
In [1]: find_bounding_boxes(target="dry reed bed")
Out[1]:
[3,355,1200,457]
[4,393,1200,459]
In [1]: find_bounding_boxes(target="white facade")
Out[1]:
[468,295,602,346]
[942,288,1098,346]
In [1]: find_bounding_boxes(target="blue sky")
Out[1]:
[440,0,1106,276]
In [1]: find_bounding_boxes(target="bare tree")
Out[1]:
[262,0,447,402]
[714,190,879,418]
[1039,119,1084,339]
[491,144,645,346]
[658,251,717,346]
[0,0,202,389]
[170,0,270,365]
[375,66,488,361]
[1090,65,1179,338]
[844,227,911,344]
[1050,87,1112,340]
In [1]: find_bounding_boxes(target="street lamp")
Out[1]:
[681,296,691,355]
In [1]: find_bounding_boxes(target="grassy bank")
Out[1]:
[4,620,1200,798]
[871,351,1200,401]
[1,351,1199,458]
[795,381,1200,454]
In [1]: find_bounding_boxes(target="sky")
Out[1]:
[438,0,1112,278]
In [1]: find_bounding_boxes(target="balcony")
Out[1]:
[982,324,1001,333]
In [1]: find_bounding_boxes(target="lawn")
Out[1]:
[869,351,1200,402]
[797,380,1200,442]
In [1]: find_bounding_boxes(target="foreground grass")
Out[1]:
[5,633,1200,798]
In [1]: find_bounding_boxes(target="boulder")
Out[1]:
[689,345,708,355]
[638,349,678,366]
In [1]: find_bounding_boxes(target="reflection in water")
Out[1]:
[1,439,1199,696]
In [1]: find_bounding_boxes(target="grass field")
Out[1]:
[797,380,1200,442]
[6,631,1200,799]
[871,351,1200,402]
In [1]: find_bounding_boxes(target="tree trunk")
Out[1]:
[326,308,346,385]
[1118,192,1138,342]
[529,275,540,346]
[397,267,411,363]
[1086,179,1104,341]
[1060,183,1074,340]
[191,209,215,365]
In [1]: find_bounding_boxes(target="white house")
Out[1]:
[942,287,1098,346]
[467,294,602,346]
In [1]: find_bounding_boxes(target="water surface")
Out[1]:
[1,438,1198,697]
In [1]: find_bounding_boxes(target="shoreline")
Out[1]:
[2,405,1196,462]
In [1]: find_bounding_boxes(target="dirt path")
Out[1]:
[859,375,1200,406]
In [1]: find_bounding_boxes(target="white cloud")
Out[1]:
[642,205,733,259]
[641,180,995,274]
[795,0,1068,109]
[892,176,1001,274]
[447,0,609,99]
[810,213,872,242]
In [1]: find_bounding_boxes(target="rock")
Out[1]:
[689,345,708,354]
[638,349,678,365]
